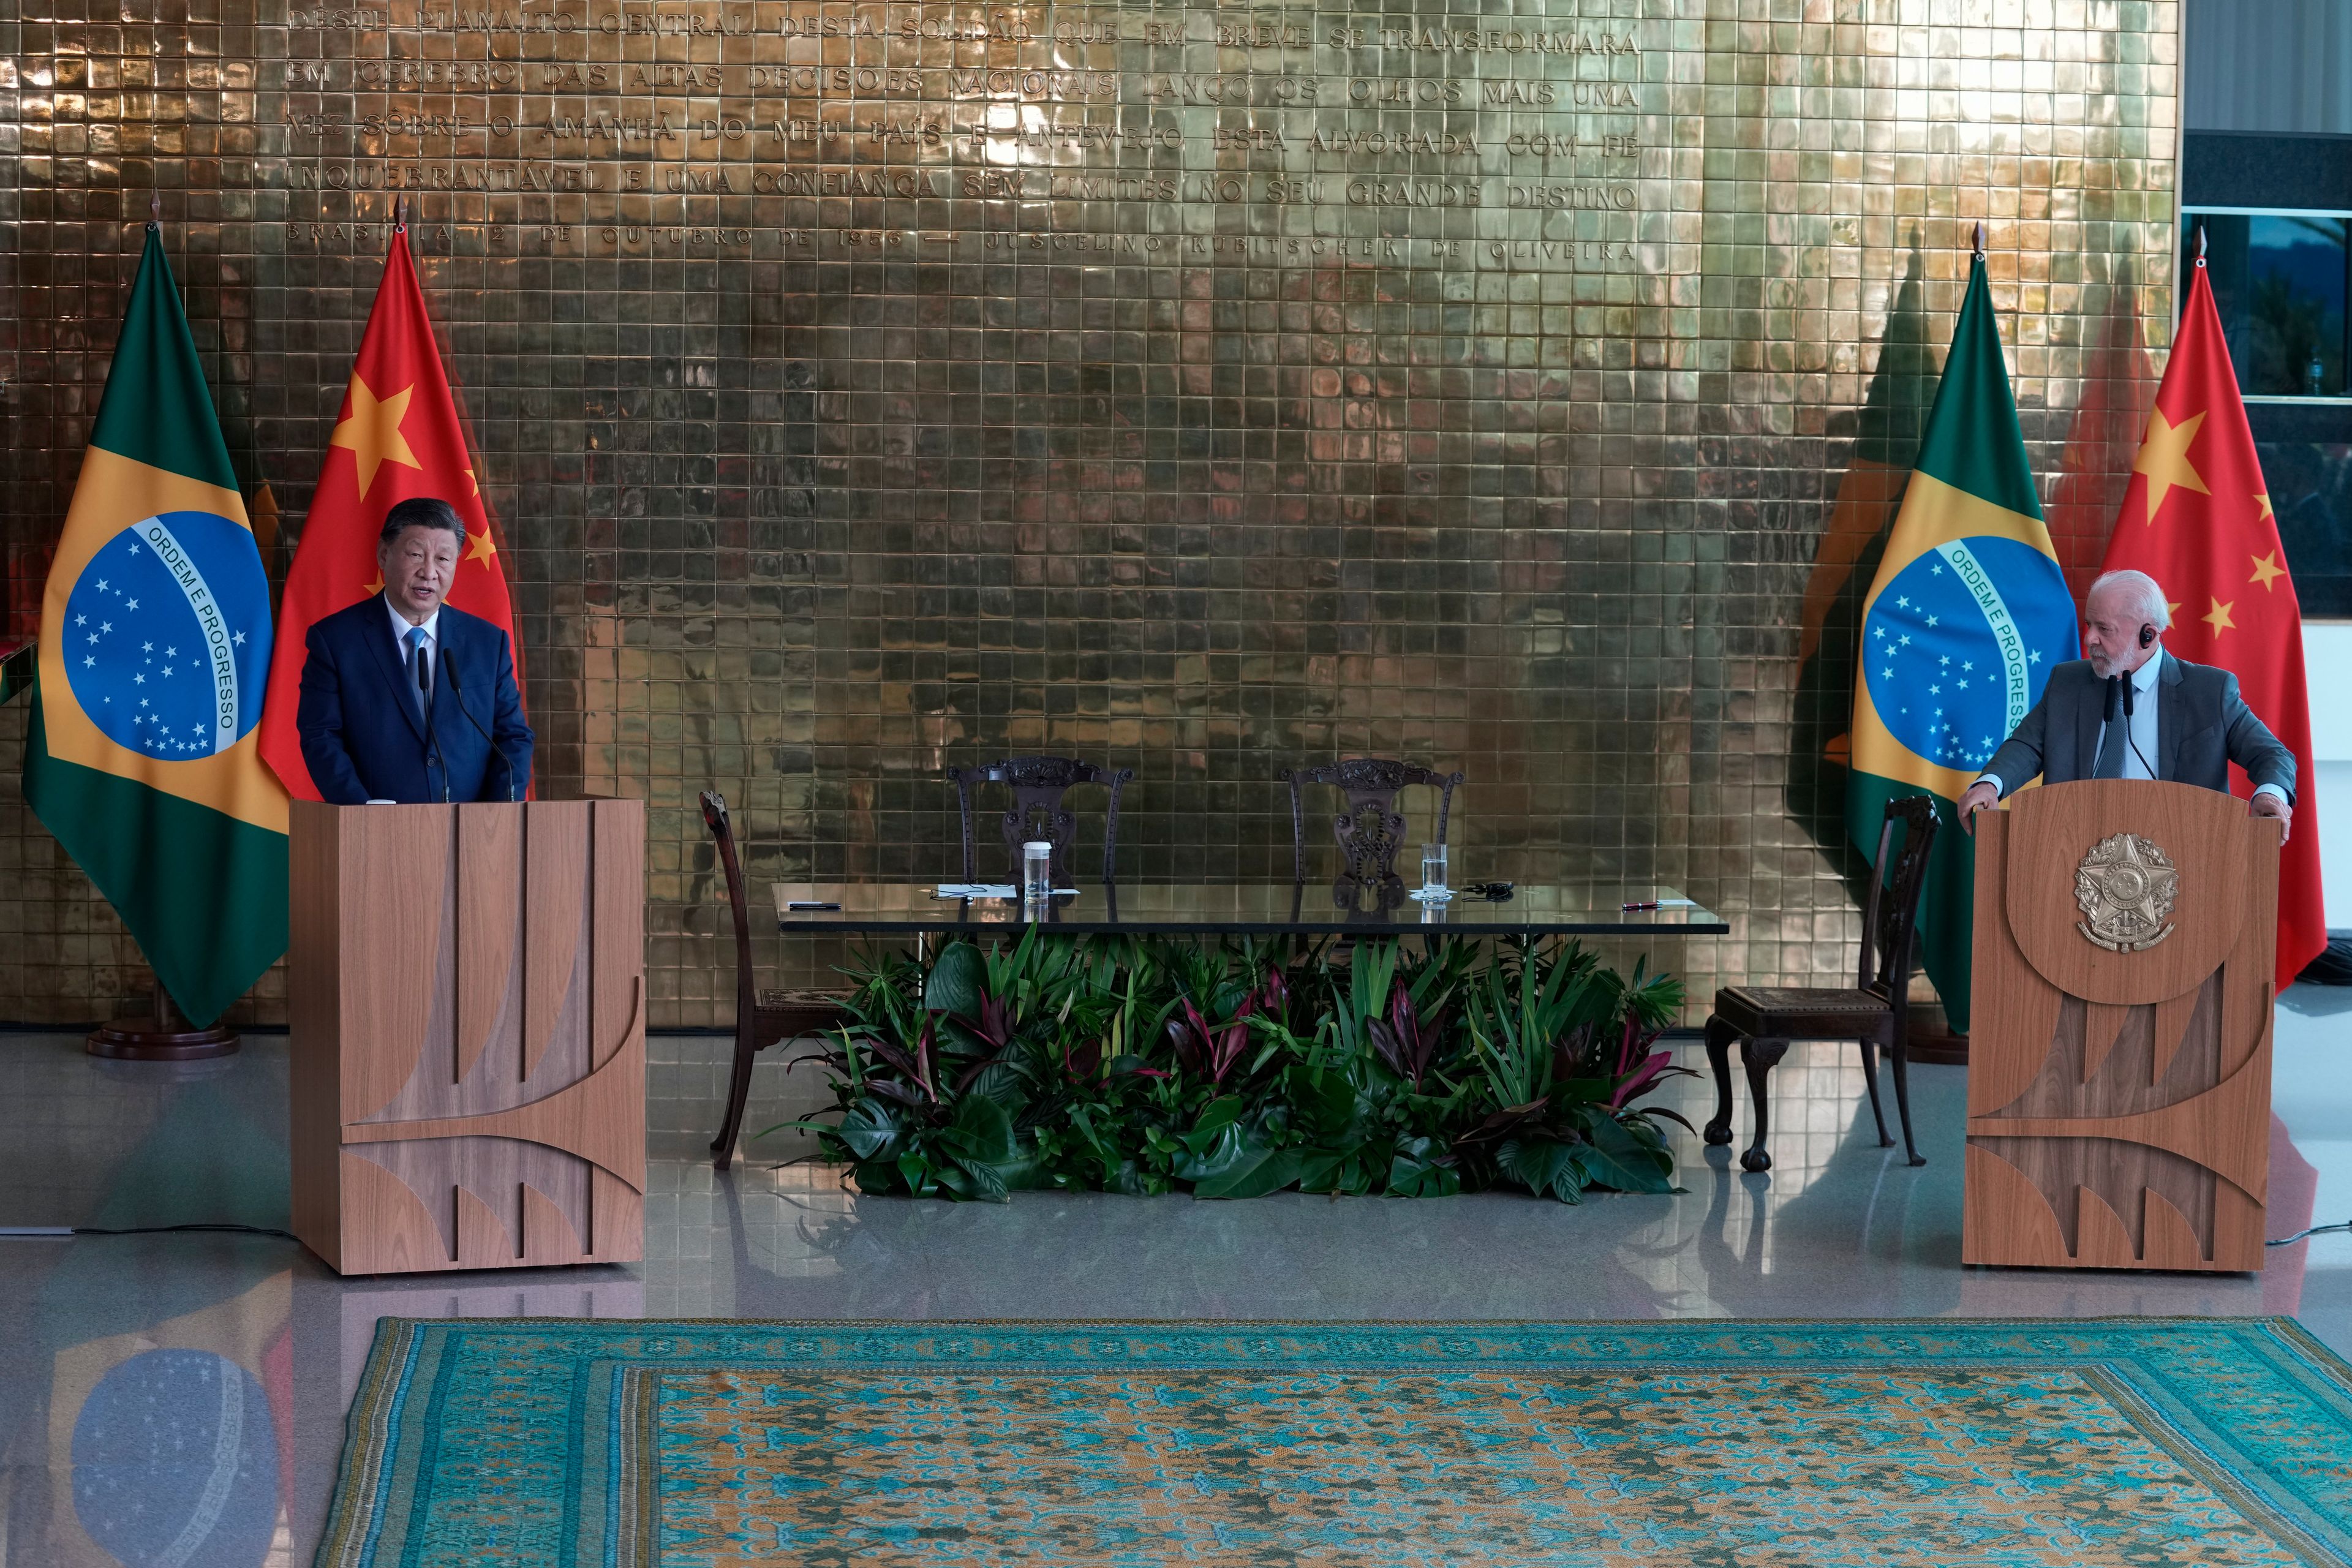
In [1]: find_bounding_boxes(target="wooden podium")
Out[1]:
[288,799,646,1275]
[1966,780,2278,1272]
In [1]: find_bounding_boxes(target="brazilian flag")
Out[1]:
[1847,252,2079,1032]
[23,227,288,1026]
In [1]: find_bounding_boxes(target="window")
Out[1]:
[2182,211,2352,399]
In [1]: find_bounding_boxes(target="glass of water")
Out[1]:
[1420,843,1450,900]
[1022,840,1054,911]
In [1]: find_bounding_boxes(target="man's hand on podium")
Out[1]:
[2250,791,2291,843]
[1959,778,2001,834]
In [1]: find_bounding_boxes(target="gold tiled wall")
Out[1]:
[0,0,2175,1026]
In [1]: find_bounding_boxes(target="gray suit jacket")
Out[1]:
[1981,652,2295,800]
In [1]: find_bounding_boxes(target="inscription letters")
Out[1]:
[265,1,1660,268]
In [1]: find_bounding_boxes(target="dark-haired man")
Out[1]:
[295,496,533,804]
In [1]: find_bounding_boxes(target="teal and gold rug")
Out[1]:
[317,1318,2352,1567]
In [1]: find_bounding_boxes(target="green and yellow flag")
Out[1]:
[1847,252,2079,1032]
[24,227,288,1025]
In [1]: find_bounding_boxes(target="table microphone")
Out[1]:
[420,652,449,804]
[440,648,519,802]
[2119,664,2157,778]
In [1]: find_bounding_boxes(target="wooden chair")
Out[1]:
[1286,758,1463,913]
[700,790,848,1172]
[1703,794,1938,1172]
[951,756,1133,884]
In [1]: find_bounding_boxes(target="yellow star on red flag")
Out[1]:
[2250,552,2286,590]
[2201,596,2236,635]
[466,528,497,564]
[2132,407,2209,522]
[329,376,423,497]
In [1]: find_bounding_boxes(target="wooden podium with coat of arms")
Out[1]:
[1964,779,2279,1272]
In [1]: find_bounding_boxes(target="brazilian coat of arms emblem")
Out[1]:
[2073,832,2180,952]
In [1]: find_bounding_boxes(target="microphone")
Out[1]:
[418,644,448,804]
[2103,674,2122,726]
[440,648,519,803]
[2120,662,2158,778]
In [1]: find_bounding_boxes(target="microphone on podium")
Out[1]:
[440,648,519,803]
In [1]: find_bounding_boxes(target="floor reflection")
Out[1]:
[0,993,2346,1566]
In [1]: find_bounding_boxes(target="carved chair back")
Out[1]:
[698,790,759,1025]
[1859,794,1940,1000]
[951,756,1134,884]
[1286,758,1464,912]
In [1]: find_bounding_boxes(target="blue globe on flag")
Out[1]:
[1861,535,2078,773]
[71,1348,279,1568]
[61,510,273,761]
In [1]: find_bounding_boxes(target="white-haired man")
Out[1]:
[1959,568,2294,838]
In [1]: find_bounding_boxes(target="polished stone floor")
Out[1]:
[2,991,2348,1566]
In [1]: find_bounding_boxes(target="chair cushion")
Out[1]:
[753,990,850,1044]
[1710,986,1893,1040]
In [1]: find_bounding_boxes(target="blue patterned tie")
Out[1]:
[406,625,431,720]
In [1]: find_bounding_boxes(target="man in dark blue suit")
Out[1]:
[296,497,534,804]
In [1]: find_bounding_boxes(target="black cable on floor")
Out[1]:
[0,1223,298,1240]
[2268,1220,2352,1246]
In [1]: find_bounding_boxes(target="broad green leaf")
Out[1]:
[1197,1145,1302,1200]
[835,1099,903,1162]
[925,940,986,1016]
[1182,1095,1246,1152]
[1387,1145,1462,1198]
[1574,1116,1678,1193]
[963,1059,1030,1114]
[1173,1122,1251,1185]
[1497,1136,1581,1202]
[949,1091,1017,1163]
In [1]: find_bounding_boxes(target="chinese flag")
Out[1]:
[2100,258,2324,993]
[258,227,524,799]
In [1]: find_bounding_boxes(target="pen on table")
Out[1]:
[1621,900,1660,911]
[786,900,842,912]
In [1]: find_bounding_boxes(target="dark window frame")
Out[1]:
[2179,207,2352,403]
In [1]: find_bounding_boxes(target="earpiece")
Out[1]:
[2138,623,2155,649]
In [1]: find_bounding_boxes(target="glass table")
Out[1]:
[771,882,1727,937]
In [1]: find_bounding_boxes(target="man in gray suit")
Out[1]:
[1959,568,2295,839]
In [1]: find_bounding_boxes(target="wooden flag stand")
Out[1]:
[86,979,239,1061]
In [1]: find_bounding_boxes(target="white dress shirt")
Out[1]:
[2101,649,2163,780]
[386,597,440,709]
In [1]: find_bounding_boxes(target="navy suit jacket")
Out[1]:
[1981,652,2295,801]
[296,595,534,804]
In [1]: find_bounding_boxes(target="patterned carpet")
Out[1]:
[317,1318,2352,1567]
